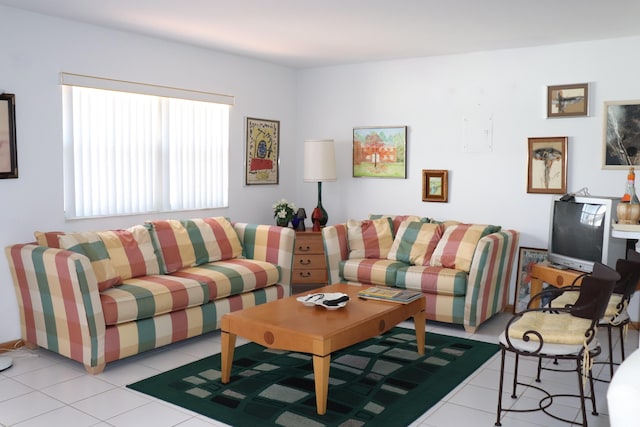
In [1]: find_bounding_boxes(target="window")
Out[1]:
[61,73,233,218]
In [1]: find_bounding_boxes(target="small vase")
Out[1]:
[276,218,289,227]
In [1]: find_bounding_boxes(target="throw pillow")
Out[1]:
[429,224,500,272]
[58,231,122,291]
[347,217,394,259]
[368,214,424,235]
[387,220,443,265]
[97,225,161,280]
[34,231,65,248]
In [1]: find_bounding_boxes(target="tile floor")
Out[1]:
[0,313,637,426]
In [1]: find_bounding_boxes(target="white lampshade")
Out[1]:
[304,139,337,182]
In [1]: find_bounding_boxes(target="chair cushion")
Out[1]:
[340,258,405,286]
[429,224,499,272]
[347,217,395,259]
[387,221,443,266]
[552,290,626,323]
[504,311,594,354]
[97,225,161,280]
[58,232,122,291]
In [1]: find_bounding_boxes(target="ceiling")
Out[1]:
[2,0,640,68]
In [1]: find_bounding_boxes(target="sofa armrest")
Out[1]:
[233,223,296,294]
[5,244,107,371]
[322,224,349,284]
[464,230,519,332]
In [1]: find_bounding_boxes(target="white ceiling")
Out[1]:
[2,0,640,68]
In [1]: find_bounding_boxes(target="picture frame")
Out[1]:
[602,100,640,169]
[527,136,567,194]
[547,83,589,118]
[245,117,279,185]
[514,247,548,314]
[353,126,407,178]
[0,93,18,179]
[422,169,448,202]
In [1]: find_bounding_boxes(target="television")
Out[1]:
[547,195,626,272]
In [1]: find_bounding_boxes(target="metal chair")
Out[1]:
[495,262,620,427]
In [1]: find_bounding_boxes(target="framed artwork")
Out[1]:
[422,169,448,202]
[0,93,18,179]
[353,126,407,178]
[527,136,567,194]
[603,100,640,169]
[245,117,279,185]
[547,83,588,118]
[514,247,548,314]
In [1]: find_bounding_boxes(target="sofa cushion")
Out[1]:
[58,232,122,291]
[429,224,499,272]
[387,221,443,266]
[347,217,395,259]
[34,231,64,248]
[171,259,280,300]
[368,214,423,234]
[149,217,243,273]
[97,225,161,280]
[100,274,208,325]
[396,266,468,297]
[340,258,406,286]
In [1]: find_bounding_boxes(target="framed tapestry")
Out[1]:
[603,100,640,169]
[353,126,407,178]
[527,136,567,194]
[245,117,279,185]
[514,247,548,314]
[0,93,18,179]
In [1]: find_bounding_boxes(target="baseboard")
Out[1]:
[0,339,24,352]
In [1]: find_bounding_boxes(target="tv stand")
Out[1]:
[529,262,584,309]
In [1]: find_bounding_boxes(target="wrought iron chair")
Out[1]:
[495,262,620,427]
[538,250,640,379]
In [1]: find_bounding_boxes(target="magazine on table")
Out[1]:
[357,286,423,304]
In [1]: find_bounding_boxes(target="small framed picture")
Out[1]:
[527,136,567,194]
[422,169,448,202]
[547,83,588,118]
[245,117,279,185]
[603,100,640,169]
[0,93,18,179]
[514,247,548,314]
[353,126,407,178]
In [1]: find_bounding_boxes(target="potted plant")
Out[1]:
[272,199,297,227]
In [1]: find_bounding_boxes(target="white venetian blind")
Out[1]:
[61,73,233,218]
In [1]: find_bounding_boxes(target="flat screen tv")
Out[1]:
[548,195,626,272]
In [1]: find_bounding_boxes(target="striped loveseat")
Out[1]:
[322,215,519,333]
[5,217,295,374]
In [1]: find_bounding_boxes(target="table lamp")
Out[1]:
[304,139,336,231]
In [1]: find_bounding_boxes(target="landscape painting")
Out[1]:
[353,126,407,178]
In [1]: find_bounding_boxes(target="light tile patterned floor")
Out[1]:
[0,313,636,426]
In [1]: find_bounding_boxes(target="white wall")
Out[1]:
[294,37,640,319]
[2,5,639,343]
[0,7,298,343]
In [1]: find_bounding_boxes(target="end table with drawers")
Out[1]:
[291,230,327,294]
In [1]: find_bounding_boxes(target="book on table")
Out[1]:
[357,286,423,304]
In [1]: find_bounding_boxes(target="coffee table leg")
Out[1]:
[414,310,426,355]
[221,331,236,384]
[312,354,330,415]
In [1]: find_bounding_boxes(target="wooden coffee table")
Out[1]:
[220,283,426,415]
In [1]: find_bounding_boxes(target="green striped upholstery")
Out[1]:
[98,225,161,280]
[323,220,519,333]
[5,222,295,373]
[387,221,443,265]
[346,217,395,259]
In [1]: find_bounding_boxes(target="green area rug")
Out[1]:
[128,328,498,426]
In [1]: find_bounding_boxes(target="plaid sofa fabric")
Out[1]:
[347,218,395,259]
[104,285,284,363]
[98,225,161,280]
[340,258,406,287]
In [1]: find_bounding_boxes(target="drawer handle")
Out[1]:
[299,259,311,265]
[299,272,311,278]
[298,245,311,252]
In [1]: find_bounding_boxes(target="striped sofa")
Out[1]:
[5,218,295,374]
[322,215,519,333]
